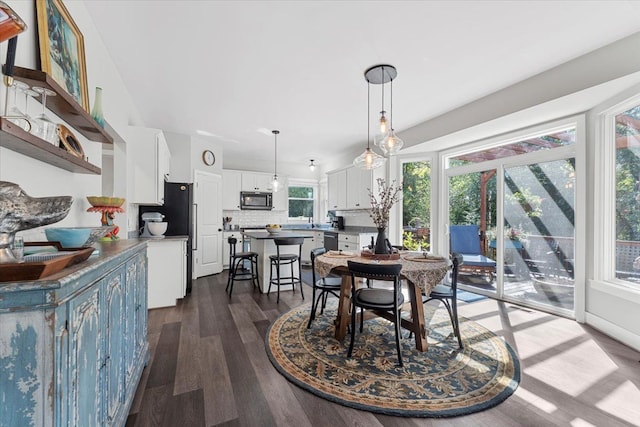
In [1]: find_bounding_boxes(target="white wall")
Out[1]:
[0,1,143,241]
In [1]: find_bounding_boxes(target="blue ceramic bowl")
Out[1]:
[45,227,93,248]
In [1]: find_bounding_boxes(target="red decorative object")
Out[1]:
[87,205,124,240]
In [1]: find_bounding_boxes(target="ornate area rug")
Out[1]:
[265,301,520,417]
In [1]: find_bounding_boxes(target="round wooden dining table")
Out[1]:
[315,251,449,352]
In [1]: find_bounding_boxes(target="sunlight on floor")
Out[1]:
[525,340,618,397]
[595,380,640,425]
[570,418,598,427]
[514,386,557,413]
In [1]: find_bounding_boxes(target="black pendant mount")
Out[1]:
[364,64,397,85]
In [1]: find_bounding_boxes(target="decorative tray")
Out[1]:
[402,253,446,263]
[324,250,357,258]
[360,250,401,260]
[0,243,94,282]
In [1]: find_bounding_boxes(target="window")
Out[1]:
[614,103,640,286]
[288,186,314,221]
[402,161,431,250]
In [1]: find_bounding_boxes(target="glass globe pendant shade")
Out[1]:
[379,128,404,156]
[353,147,385,170]
[272,174,279,192]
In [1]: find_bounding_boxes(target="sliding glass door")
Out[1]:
[503,159,575,313]
[444,120,579,317]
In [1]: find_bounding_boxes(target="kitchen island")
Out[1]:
[242,230,313,293]
[0,239,149,427]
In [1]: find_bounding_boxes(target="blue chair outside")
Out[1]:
[449,225,496,280]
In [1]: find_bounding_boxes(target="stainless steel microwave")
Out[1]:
[240,191,273,210]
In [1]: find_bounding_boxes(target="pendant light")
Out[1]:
[365,64,404,156]
[308,159,316,171]
[271,130,280,192]
[353,75,385,170]
[379,75,404,155]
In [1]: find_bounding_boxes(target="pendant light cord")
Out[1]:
[381,66,385,115]
[273,130,279,176]
[390,78,394,130]
[367,81,371,150]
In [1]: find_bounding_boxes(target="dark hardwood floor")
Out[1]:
[126,271,640,427]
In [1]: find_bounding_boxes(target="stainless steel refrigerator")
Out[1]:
[139,182,194,293]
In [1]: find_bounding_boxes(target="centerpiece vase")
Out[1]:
[374,227,390,254]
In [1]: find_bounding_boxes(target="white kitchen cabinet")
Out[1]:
[346,166,381,209]
[328,166,383,211]
[125,126,171,205]
[147,239,187,308]
[338,232,376,252]
[223,170,242,210]
[286,230,326,264]
[222,231,244,268]
[346,166,384,210]
[242,171,273,192]
[327,169,347,210]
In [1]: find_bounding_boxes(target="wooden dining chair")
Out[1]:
[307,247,342,328]
[347,261,404,366]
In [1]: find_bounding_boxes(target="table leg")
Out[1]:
[334,274,351,341]
[408,281,428,352]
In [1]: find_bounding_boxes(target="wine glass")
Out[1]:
[23,88,40,136]
[5,81,31,131]
[31,86,57,144]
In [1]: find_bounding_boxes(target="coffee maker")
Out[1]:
[332,215,345,230]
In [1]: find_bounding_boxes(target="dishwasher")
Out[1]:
[324,231,338,251]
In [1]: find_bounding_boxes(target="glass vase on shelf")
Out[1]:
[90,86,104,128]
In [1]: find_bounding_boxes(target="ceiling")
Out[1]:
[84,1,640,171]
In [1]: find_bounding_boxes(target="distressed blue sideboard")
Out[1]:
[0,239,149,427]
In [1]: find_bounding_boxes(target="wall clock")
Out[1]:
[202,150,215,166]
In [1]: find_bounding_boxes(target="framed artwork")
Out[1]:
[36,0,89,111]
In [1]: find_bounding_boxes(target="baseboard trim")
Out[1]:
[585,312,640,352]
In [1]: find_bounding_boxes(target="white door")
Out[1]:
[194,171,223,277]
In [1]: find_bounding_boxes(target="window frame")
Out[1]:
[287,179,317,222]
[592,90,640,298]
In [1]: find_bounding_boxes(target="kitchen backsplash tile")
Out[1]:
[223,210,287,228]
[334,210,375,227]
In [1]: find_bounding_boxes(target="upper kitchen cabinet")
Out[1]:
[241,171,273,192]
[222,170,242,210]
[125,126,171,205]
[327,169,347,210]
[346,166,384,209]
[328,166,383,210]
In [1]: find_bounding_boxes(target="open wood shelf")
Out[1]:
[0,118,101,174]
[11,66,113,144]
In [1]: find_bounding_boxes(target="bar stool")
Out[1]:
[226,237,259,296]
[268,237,304,303]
